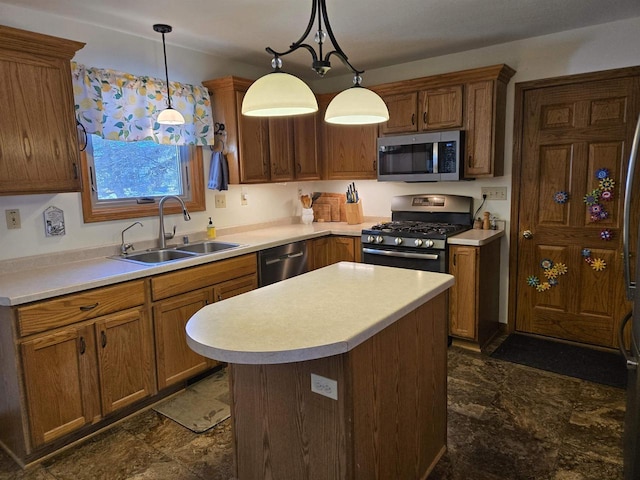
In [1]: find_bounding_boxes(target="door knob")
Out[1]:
[522,230,533,239]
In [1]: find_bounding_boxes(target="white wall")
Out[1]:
[1,5,640,323]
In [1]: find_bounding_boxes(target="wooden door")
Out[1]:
[380,92,418,134]
[269,117,295,181]
[293,113,321,180]
[236,91,270,183]
[21,325,100,447]
[95,307,154,414]
[449,245,478,339]
[419,85,463,130]
[154,289,213,389]
[513,74,639,348]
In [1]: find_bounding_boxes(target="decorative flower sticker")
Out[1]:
[544,268,558,279]
[600,229,613,241]
[599,177,615,191]
[591,258,607,271]
[554,191,570,204]
[589,204,602,215]
[585,256,593,264]
[549,278,559,286]
[598,210,609,220]
[527,275,540,287]
[554,263,568,275]
[581,249,591,258]
[600,190,613,201]
[540,258,554,270]
[536,282,551,292]
[583,190,601,206]
[596,168,610,179]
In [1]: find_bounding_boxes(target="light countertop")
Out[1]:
[186,262,454,365]
[0,220,502,307]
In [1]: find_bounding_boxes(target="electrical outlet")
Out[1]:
[311,373,338,400]
[5,209,21,229]
[481,186,508,200]
[214,194,226,208]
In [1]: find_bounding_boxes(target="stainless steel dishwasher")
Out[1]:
[258,241,308,287]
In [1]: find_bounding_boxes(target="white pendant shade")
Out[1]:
[242,72,318,117]
[157,107,185,125]
[325,86,389,125]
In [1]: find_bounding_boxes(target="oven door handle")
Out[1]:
[363,248,439,261]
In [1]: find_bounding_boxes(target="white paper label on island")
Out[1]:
[311,373,338,400]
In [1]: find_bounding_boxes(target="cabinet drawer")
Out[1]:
[17,280,146,337]
[151,253,257,300]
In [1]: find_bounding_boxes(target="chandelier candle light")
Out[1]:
[241,0,389,125]
[153,24,185,125]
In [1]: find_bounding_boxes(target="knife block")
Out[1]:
[345,200,364,225]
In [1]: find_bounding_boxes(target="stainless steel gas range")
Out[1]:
[361,194,473,273]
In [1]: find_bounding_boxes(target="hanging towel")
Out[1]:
[208,150,229,191]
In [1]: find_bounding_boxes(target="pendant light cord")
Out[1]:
[160,32,172,109]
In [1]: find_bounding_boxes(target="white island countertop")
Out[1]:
[186,262,454,365]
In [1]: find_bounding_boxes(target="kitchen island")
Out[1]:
[186,262,453,479]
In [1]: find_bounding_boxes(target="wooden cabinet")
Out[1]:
[15,280,153,451]
[203,77,321,183]
[380,86,463,135]
[308,236,362,270]
[374,64,515,178]
[0,25,85,196]
[318,94,378,180]
[151,254,258,389]
[448,240,501,351]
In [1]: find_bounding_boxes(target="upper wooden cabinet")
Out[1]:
[0,26,85,195]
[318,93,378,180]
[380,86,463,134]
[203,77,321,184]
[373,64,515,178]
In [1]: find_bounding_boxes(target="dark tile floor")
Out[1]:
[0,343,625,480]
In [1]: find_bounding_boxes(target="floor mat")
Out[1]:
[490,334,627,389]
[153,368,230,433]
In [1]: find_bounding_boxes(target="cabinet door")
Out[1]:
[236,91,270,183]
[269,117,295,182]
[309,237,332,270]
[419,85,463,130]
[95,307,155,414]
[213,274,258,302]
[153,289,213,389]
[21,326,100,447]
[294,113,321,180]
[0,33,82,195]
[322,123,378,180]
[465,80,494,177]
[329,237,356,264]
[449,245,478,339]
[380,92,418,134]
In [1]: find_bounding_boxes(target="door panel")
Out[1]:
[515,76,637,348]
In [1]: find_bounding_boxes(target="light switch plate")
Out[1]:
[481,186,507,200]
[214,194,226,208]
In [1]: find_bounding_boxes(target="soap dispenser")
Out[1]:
[207,217,216,239]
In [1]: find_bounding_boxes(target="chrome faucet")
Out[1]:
[121,221,143,255]
[158,195,191,248]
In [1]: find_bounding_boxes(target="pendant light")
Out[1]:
[241,0,389,125]
[153,24,185,125]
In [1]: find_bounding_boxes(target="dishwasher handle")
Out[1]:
[265,251,305,266]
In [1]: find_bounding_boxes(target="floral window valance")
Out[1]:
[72,62,215,145]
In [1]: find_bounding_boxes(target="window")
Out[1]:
[80,135,205,223]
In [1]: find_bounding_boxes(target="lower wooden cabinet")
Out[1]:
[308,236,362,270]
[448,240,501,350]
[151,254,258,389]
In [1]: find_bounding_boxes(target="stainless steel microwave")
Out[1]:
[377,131,464,182]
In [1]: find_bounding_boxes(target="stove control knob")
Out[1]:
[367,235,375,243]
[394,237,403,245]
[375,236,384,244]
[414,239,423,247]
[425,239,434,248]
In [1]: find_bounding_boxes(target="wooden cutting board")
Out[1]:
[312,192,347,222]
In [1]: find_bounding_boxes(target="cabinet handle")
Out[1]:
[468,155,473,168]
[218,294,222,301]
[72,163,79,180]
[411,113,415,125]
[423,112,427,125]
[373,160,377,171]
[79,336,86,355]
[297,163,302,173]
[453,253,457,266]
[101,331,107,348]
[80,303,98,312]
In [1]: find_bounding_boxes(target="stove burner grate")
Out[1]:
[370,221,470,236]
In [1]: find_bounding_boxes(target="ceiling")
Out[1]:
[3,0,640,79]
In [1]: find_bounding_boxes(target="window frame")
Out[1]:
[79,140,206,223]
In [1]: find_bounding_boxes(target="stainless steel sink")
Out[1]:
[110,248,198,265]
[175,241,241,254]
